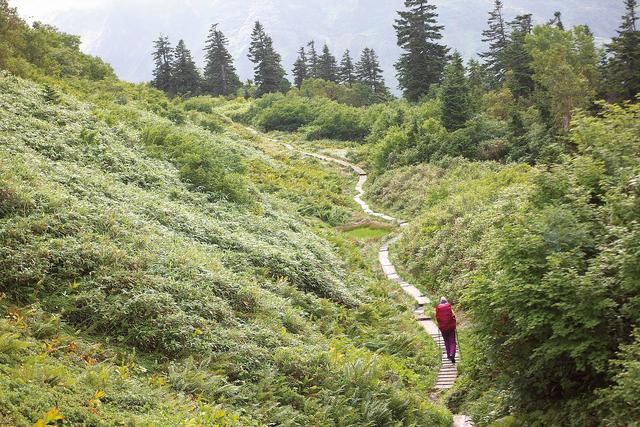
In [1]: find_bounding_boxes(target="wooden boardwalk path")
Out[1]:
[298,148,462,389]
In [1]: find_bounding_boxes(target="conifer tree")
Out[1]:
[172,39,202,96]
[549,11,565,30]
[203,24,241,97]
[338,50,355,85]
[248,21,286,96]
[467,58,487,112]
[151,34,175,96]
[307,41,319,78]
[356,48,386,94]
[503,14,535,98]
[317,44,338,82]
[42,84,61,104]
[440,51,471,131]
[394,0,448,102]
[292,47,308,89]
[604,0,640,102]
[480,0,508,87]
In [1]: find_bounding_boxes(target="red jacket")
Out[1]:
[435,303,456,332]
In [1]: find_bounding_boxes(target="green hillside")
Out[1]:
[0,73,452,426]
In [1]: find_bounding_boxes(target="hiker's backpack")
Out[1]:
[435,303,457,332]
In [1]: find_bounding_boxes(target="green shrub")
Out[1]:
[199,116,224,133]
[181,96,225,113]
[241,93,369,141]
[255,95,315,131]
[597,330,640,425]
[298,78,377,107]
[303,102,368,141]
[445,114,509,160]
[370,118,447,172]
[141,125,249,202]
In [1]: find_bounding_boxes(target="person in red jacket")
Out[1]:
[435,297,457,364]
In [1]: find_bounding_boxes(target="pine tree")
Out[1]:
[604,0,640,102]
[307,41,319,78]
[503,14,535,98]
[317,44,338,82]
[151,34,175,96]
[356,48,387,94]
[548,11,565,30]
[42,84,61,104]
[440,51,471,131]
[338,50,355,85]
[467,58,487,112]
[480,0,509,87]
[292,47,308,89]
[172,39,201,96]
[203,24,241,97]
[394,0,449,101]
[248,21,286,96]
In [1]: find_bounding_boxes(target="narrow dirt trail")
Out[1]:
[247,127,473,426]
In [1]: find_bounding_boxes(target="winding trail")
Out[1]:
[299,150,461,388]
[248,127,472,426]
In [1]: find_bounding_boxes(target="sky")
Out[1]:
[10,0,626,91]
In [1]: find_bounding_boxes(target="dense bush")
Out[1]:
[255,94,316,131]
[370,118,448,172]
[0,3,114,82]
[597,330,640,425]
[141,125,249,202]
[239,92,371,141]
[298,78,381,107]
[370,101,640,425]
[180,95,226,113]
[446,115,509,160]
[302,100,369,141]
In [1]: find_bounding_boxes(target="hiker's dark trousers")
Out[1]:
[443,330,457,360]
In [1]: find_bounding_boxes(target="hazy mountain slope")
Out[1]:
[13,0,624,90]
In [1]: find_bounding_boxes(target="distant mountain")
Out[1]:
[13,0,625,92]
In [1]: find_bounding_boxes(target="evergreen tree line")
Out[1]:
[291,42,387,94]
[152,21,290,98]
[395,0,640,136]
[152,21,388,99]
[151,24,241,98]
[152,0,639,110]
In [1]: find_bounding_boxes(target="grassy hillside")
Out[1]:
[0,71,452,425]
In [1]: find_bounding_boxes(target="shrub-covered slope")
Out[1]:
[366,104,640,426]
[0,73,449,425]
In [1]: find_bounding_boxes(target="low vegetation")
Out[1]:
[228,6,640,423]
[365,103,640,425]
